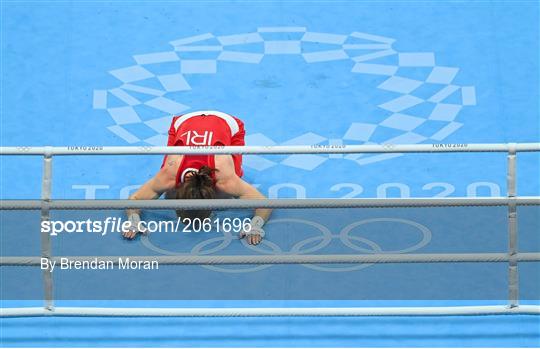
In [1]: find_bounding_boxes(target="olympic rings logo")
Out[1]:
[141,217,432,273]
[16,146,31,152]
[138,146,153,152]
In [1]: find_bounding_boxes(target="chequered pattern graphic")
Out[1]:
[93,27,476,171]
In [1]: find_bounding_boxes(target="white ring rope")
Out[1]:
[1,197,539,210]
[2,252,540,266]
[1,305,539,317]
[1,143,540,155]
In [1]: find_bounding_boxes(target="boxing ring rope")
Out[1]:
[1,143,539,155]
[1,196,539,209]
[2,305,539,317]
[2,253,540,266]
[1,142,539,317]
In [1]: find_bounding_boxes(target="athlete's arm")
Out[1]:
[123,155,181,239]
[214,155,272,219]
[214,155,272,244]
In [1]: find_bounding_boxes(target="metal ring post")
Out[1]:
[507,143,518,308]
[40,149,54,311]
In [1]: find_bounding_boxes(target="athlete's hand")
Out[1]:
[122,214,147,240]
[239,226,265,245]
[122,226,139,240]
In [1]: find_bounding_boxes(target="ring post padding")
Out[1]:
[40,151,54,311]
[507,143,518,308]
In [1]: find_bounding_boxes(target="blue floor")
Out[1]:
[1,0,539,347]
[2,314,540,347]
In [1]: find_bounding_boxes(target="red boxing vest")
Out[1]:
[163,111,245,185]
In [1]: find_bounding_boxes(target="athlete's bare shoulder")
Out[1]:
[161,154,183,177]
[214,155,235,179]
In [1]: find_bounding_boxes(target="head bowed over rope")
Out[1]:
[175,166,217,220]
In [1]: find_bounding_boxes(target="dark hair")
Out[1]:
[175,166,217,220]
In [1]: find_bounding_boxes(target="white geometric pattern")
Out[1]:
[93,27,476,171]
